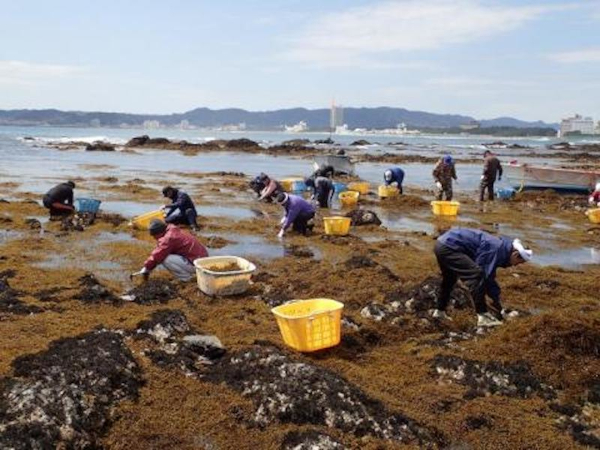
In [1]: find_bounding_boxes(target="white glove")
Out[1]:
[277,229,284,239]
[435,181,442,189]
[590,197,596,205]
[480,175,485,180]
[140,267,149,274]
[280,216,286,225]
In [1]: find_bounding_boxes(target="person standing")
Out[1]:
[43,181,76,217]
[479,150,503,201]
[384,167,405,194]
[135,220,208,282]
[275,192,315,238]
[433,155,457,201]
[305,176,334,208]
[432,228,532,327]
[162,186,199,231]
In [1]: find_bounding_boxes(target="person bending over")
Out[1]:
[432,228,532,327]
[479,150,503,202]
[384,167,405,194]
[162,186,199,231]
[305,176,334,208]
[43,181,76,217]
[433,155,457,201]
[257,173,283,202]
[275,192,315,238]
[137,220,208,281]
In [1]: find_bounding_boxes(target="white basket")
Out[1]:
[193,256,257,296]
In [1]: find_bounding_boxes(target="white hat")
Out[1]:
[384,170,392,181]
[595,182,600,191]
[512,239,533,262]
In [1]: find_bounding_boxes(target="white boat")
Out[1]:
[504,162,600,192]
[312,154,355,175]
[284,121,308,133]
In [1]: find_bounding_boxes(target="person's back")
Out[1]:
[146,225,207,270]
[45,183,73,204]
[483,155,502,180]
[286,194,315,215]
[438,228,512,272]
[174,190,196,212]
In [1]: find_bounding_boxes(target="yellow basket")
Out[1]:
[271,299,344,352]
[348,181,370,195]
[131,209,166,230]
[431,201,460,217]
[339,191,359,208]
[586,208,600,224]
[378,185,399,198]
[323,216,351,236]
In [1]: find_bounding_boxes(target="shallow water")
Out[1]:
[209,233,321,260]
[535,247,600,268]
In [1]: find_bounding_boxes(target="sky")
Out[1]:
[0,0,599,122]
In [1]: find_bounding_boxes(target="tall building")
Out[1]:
[330,100,344,131]
[559,114,595,137]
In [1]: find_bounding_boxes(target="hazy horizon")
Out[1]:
[1,0,599,122]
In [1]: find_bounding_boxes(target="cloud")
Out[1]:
[547,47,600,63]
[0,60,83,86]
[284,0,563,67]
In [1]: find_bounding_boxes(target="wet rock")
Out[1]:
[60,212,95,232]
[314,138,334,145]
[281,139,311,147]
[24,218,42,230]
[360,303,389,322]
[97,212,127,226]
[125,279,178,305]
[135,310,226,375]
[345,209,381,226]
[350,140,371,146]
[227,138,260,149]
[284,245,314,258]
[76,274,121,305]
[0,330,143,448]
[551,401,600,448]
[126,135,150,146]
[204,235,234,249]
[432,355,555,400]
[206,345,441,445]
[281,430,346,449]
[388,276,470,312]
[0,270,43,315]
[85,141,115,151]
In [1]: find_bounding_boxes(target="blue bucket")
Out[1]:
[333,182,347,193]
[496,188,515,200]
[75,198,102,213]
[291,180,306,192]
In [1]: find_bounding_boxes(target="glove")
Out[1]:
[280,216,286,225]
[480,175,485,180]
[277,229,284,239]
[590,197,596,205]
[140,267,150,281]
[435,181,442,189]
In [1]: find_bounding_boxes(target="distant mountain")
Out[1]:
[0,107,558,130]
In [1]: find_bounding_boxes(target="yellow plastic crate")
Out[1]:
[281,178,304,193]
[378,185,399,198]
[586,208,600,224]
[348,181,370,195]
[431,201,460,217]
[131,209,166,230]
[323,216,351,236]
[339,191,359,208]
[271,299,344,352]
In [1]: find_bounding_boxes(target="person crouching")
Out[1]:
[162,186,199,231]
[384,167,405,194]
[432,228,532,327]
[137,219,208,281]
[43,181,76,217]
[275,192,315,238]
[305,176,334,208]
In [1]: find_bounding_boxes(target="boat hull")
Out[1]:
[313,155,355,175]
[504,163,600,193]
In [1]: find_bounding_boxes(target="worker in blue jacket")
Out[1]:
[384,167,405,194]
[162,186,199,231]
[433,228,532,327]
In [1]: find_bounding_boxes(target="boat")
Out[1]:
[312,154,355,176]
[504,161,600,192]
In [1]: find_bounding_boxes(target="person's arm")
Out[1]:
[169,192,186,211]
[260,180,277,200]
[67,188,74,206]
[281,204,299,231]
[497,160,503,180]
[485,273,502,307]
[452,164,457,180]
[432,164,441,181]
[143,237,172,270]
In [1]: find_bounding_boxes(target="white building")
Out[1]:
[559,114,595,137]
[143,120,161,129]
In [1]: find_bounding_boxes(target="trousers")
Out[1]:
[166,208,198,228]
[43,195,74,216]
[162,254,196,281]
[434,241,488,314]
[292,211,315,235]
[435,183,453,201]
[479,178,495,201]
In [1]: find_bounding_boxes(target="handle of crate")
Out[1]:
[307,310,336,320]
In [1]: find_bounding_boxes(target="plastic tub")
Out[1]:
[496,188,515,200]
[431,201,460,216]
[347,181,370,195]
[339,191,359,208]
[281,178,305,193]
[323,216,351,236]
[271,299,344,352]
[194,256,257,296]
[75,198,102,213]
[131,210,166,230]
[378,185,399,198]
[586,208,600,224]
[333,182,347,194]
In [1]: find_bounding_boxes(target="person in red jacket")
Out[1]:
[136,220,208,281]
[589,182,600,207]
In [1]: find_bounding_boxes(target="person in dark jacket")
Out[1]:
[384,167,405,194]
[433,228,532,327]
[313,165,334,178]
[479,150,503,201]
[275,192,316,238]
[433,155,457,201]
[43,181,76,216]
[305,176,334,208]
[162,186,199,231]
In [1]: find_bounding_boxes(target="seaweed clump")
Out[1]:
[0,330,143,448]
[76,274,120,305]
[0,270,43,315]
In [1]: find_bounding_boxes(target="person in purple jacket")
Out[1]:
[433,228,532,327]
[275,192,316,238]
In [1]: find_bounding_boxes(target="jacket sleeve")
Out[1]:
[169,192,187,211]
[144,236,172,270]
[432,164,441,181]
[485,275,501,303]
[497,161,503,180]
[451,164,457,180]
[282,205,299,230]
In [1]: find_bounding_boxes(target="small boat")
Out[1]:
[313,154,355,175]
[504,162,600,192]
